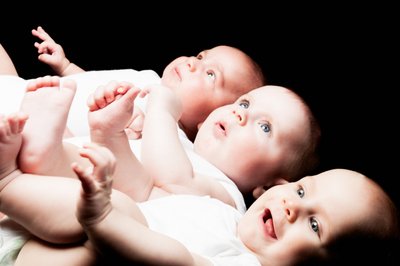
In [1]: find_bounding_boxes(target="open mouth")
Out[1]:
[262,209,277,239]
[214,122,226,136]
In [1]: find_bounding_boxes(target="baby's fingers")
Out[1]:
[78,143,116,179]
[32,26,54,42]
[72,162,95,194]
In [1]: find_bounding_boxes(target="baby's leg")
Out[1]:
[18,76,87,177]
[0,172,86,244]
[0,112,28,190]
[0,44,18,76]
[1,140,142,245]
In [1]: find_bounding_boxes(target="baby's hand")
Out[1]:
[125,107,145,139]
[32,26,70,75]
[145,84,182,121]
[73,142,115,227]
[87,81,141,137]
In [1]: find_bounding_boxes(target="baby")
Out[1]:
[0,114,398,265]
[17,77,320,212]
[31,26,266,141]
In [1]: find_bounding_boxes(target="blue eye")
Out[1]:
[309,217,319,233]
[207,71,216,81]
[297,187,305,198]
[238,100,249,109]
[260,123,271,133]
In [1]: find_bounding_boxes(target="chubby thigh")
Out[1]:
[1,173,147,244]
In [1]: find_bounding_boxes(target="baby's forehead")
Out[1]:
[251,85,289,94]
[246,86,295,103]
[207,46,250,64]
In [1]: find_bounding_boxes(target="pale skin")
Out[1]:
[16,77,314,209]
[32,26,266,142]
[0,115,209,266]
[0,116,395,265]
[0,44,18,76]
[16,76,162,202]
[141,82,315,201]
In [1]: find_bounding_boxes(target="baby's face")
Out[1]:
[237,169,377,265]
[194,86,310,194]
[161,45,263,139]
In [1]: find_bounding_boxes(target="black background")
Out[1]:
[2,3,398,234]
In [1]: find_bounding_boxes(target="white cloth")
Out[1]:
[61,69,160,136]
[0,218,30,266]
[138,195,260,266]
[0,69,161,136]
[0,75,28,114]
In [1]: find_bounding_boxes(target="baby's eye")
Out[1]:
[309,217,319,234]
[296,187,305,198]
[260,123,271,133]
[196,53,203,60]
[206,70,216,81]
[238,100,249,109]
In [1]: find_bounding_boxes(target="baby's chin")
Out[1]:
[160,76,177,90]
[125,128,142,140]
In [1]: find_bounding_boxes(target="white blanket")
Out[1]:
[0,69,161,136]
[0,217,30,266]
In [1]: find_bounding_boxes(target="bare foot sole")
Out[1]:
[0,112,28,190]
[19,76,77,174]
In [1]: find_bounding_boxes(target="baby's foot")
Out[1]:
[19,76,77,175]
[73,143,115,226]
[87,81,141,145]
[0,112,28,190]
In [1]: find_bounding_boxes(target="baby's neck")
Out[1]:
[178,121,196,142]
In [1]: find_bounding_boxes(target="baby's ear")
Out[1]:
[252,178,289,198]
[273,177,288,186]
[252,186,266,199]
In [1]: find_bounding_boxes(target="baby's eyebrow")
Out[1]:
[199,49,209,58]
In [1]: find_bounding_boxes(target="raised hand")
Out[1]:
[32,26,70,75]
[144,84,182,122]
[73,142,116,227]
[87,81,142,140]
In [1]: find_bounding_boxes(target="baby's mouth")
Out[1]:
[263,209,277,239]
[215,122,226,136]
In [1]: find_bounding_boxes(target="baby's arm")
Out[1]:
[75,149,212,266]
[1,142,147,244]
[0,44,18,75]
[141,84,193,188]
[125,107,145,139]
[32,26,84,76]
[141,85,235,206]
